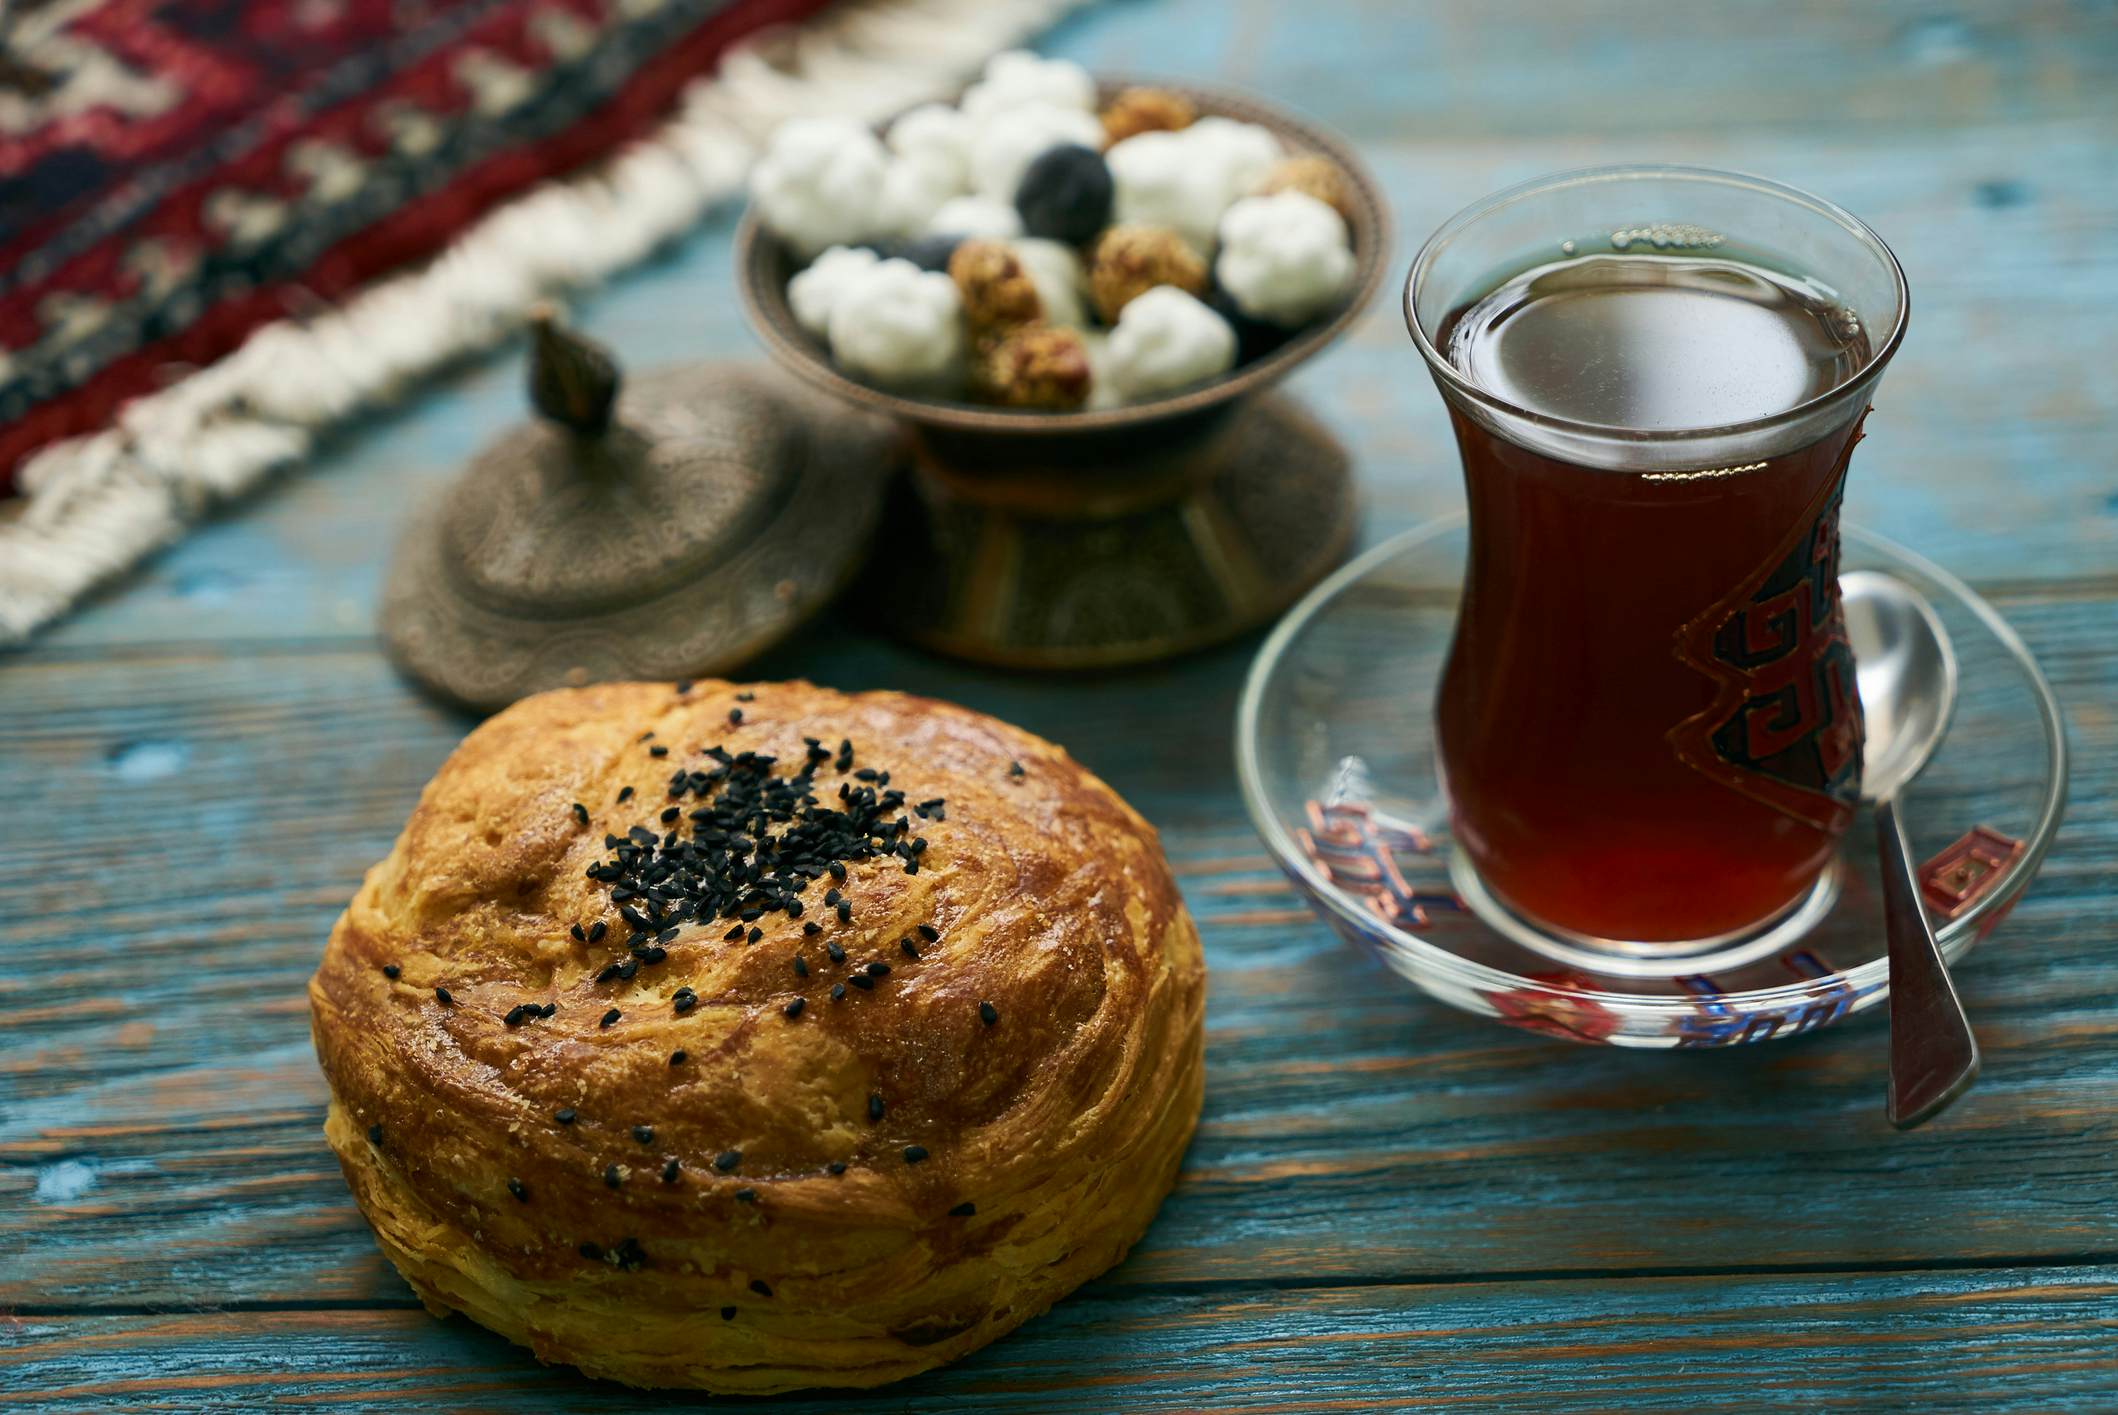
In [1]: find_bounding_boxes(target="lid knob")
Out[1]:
[527,303,620,436]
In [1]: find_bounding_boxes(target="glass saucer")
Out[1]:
[1235,515,2068,1048]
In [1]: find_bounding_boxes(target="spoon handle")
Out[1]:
[1879,797,1980,1128]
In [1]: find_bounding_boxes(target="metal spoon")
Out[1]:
[1842,570,1973,1128]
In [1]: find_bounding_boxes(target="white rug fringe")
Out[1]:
[0,0,1088,645]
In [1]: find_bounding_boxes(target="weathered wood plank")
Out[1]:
[5,1267,2117,1411]
[1,596,2111,1307]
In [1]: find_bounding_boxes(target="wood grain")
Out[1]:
[5,1267,2117,1411]
[3,618,2113,1310]
[3,0,2116,1405]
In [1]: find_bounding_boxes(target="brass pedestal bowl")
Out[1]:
[735,81,1389,670]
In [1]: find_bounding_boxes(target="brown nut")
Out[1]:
[1254,155,1357,224]
[947,239,1043,333]
[1100,86,1196,146]
[1087,225,1208,325]
[970,324,1093,410]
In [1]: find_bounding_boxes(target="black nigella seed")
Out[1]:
[661,807,679,824]
[900,939,920,959]
[617,785,635,803]
[725,924,745,941]
[539,1003,557,1018]
[670,1049,687,1066]
[849,973,874,992]
[784,997,806,1018]
[579,1241,603,1261]
[866,961,890,977]
[980,1001,999,1027]
[508,1178,529,1202]
[747,927,762,944]
[837,903,854,924]
[555,1108,576,1125]
[824,889,842,907]
[793,956,809,978]
[617,960,637,980]
[729,709,743,725]
[750,1279,773,1298]
[715,1150,741,1173]
[904,1145,928,1164]
[604,1164,623,1189]
[367,1123,383,1145]
[633,1125,654,1145]
[596,963,620,984]
[589,920,607,943]
[675,679,693,693]
[662,1157,681,1184]
[803,921,822,936]
[828,1161,847,1176]
[868,1093,885,1121]
[601,1008,621,1028]
[917,924,939,943]
[721,1305,736,1320]
[735,1187,757,1203]
[829,861,847,883]
[382,964,400,979]
[570,923,586,942]
[830,984,846,1002]
[435,987,453,1007]
[826,942,846,964]
[786,899,804,918]
[648,744,668,757]
[657,926,679,945]
[674,995,696,1015]
[504,1005,526,1028]
[1009,760,1025,778]
[642,946,666,965]
[950,1201,976,1217]
[571,802,589,826]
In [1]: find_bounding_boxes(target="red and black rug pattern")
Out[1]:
[0,0,831,491]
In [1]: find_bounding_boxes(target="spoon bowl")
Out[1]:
[1844,569,1959,803]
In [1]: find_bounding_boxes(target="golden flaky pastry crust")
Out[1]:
[309,681,1204,1393]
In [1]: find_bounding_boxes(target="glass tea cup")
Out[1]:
[1403,166,1908,954]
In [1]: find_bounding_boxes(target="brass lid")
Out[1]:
[382,310,896,710]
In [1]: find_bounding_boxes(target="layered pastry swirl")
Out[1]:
[309,680,1205,1391]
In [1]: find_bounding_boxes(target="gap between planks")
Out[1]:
[12,1249,2118,1319]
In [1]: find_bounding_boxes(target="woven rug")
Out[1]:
[0,0,1087,645]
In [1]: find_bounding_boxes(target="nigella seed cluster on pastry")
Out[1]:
[751,50,1359,410]
[308,679,1206,1393]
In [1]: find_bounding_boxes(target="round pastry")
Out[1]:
[308,680,1206,1393]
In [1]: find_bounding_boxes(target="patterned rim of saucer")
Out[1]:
[1235,514,2069,1048]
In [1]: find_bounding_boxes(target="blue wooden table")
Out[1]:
[5,0,2117,1407]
